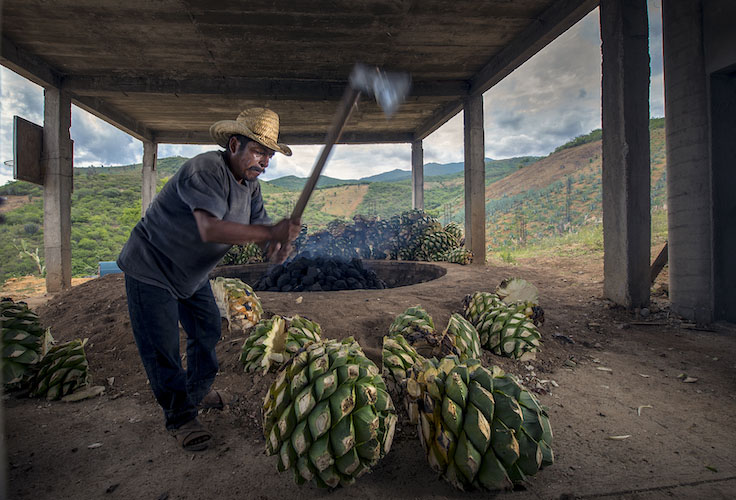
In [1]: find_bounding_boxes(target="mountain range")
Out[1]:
[265,160,476,190]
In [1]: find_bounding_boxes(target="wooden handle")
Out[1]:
[290,86,361,221]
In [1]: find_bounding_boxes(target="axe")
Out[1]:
[289,64,411,221]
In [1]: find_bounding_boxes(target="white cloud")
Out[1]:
[264,143,412,181]
[158,144,211,160]
[1,4,665,186]
[71,107,142,167]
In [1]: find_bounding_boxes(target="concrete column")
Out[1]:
[411,140,424,210]
[463,94,486,264]
[710,73,736,322]
[662,0,713,322]
[42,87,73,293]
[600,0,651,308]
[141,141,158,216]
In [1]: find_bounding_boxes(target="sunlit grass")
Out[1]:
[488,208,669,263]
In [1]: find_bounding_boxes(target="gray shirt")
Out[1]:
[117,151,270,298]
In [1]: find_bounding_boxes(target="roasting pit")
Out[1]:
[211,259,447,291]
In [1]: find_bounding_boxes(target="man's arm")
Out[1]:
[193,209,299,245]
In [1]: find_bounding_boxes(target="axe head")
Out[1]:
[349,63,411,117]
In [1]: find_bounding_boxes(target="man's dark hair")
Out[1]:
[227,134,254,153]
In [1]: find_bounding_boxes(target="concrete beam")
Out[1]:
[0,35,62,89]
[414,101,465,142]
[463,95,486,265]
[411,140,424,210]
[710,72,736,322]
[600,0,651,308]
[71,95,154,143]
[141,142,158,217]
[414,0,599,140]
[471,0,599,95]
[152,130,415,145]
[42,88,72,293]
[662,0,713,322]
[62,75,467,99]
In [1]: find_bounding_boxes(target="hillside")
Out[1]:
[265,157,510,190]
[0,120,667,283]
[267,174,357,190]
[482,123,667,252]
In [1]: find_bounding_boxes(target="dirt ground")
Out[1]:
[3,256,736,500]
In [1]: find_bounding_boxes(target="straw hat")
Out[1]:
[210,107,292,156]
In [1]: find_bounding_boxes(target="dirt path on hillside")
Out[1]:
[0,195,33,214]
[4,257,736,500]
[317,184,370,218]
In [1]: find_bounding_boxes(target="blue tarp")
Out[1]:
[99,261,122,276]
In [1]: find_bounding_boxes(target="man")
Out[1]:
[117,108,300,451]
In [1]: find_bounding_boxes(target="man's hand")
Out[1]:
[266,218,301,263]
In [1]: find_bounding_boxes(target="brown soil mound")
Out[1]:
[6,258,736,499]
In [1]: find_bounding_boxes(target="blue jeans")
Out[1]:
[124,275,221,430]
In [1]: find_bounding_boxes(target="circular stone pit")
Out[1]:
[211,259,447,290]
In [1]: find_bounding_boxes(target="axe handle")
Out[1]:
[290,86,361,221]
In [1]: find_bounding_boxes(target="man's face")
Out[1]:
[228,138,275,182]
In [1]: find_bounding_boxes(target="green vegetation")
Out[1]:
[554,129,602,153]
[267,174,357,190]
[487,127,666,253]
[0,119,669,283]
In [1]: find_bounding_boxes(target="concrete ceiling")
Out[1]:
[1,0,598,146]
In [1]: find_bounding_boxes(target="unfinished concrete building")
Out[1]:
[1,0,733,322]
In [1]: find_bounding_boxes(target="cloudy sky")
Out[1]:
[0,2,663,186]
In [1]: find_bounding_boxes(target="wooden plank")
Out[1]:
[12,116,44,185]
[650,241,668,284]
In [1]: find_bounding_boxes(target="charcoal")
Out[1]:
[252,257,386,292]
[305,266,320,279]
[276,273,291,288]
[346,268,362,280]
[271,264,285,277]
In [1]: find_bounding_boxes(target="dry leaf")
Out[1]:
[637,405,652,416]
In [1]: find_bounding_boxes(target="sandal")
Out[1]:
[199,389,230,410]
[170,418,212,452]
